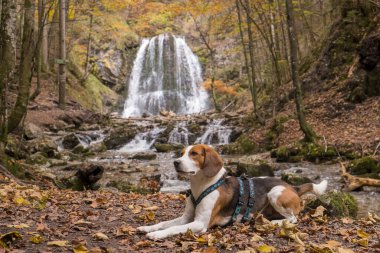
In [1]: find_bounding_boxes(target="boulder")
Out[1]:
[24,123,43,140]
[220,134,256,155]
[103,127,138,150]
[348,157,380,175]
[236,159,274,177]
[130,152,157,160]
[306,191,358,218]
[154,143,184,153]
[281,172,312,186]
[62,134,80,149]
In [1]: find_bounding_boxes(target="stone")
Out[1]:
[154,143,184,153]
[62,134,80,149]
[103,127,138,150]
[236,159,274,177]
[348,157,380,175]
[26,152,48,165]
[24,123,44,140]
[130,152,157,160]
[281,173,312,186]
[220,134,256,155]
[306,191,358,218]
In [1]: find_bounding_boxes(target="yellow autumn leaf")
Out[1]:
[357,229,369,239]
[147,211,155,221]
[128,204,142,214]
[357,238,368,247]
[311,206,326,217]
[73,244,88,253]
[29,234,43,244]
[47,240,69,247]
[143,205,159,211]
[13,196,29,205]
[257,244,276,253]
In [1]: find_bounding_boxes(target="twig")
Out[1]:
[373,142,380,157]
[323,136,327,152]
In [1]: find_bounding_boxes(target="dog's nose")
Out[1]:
[174,160,180,169]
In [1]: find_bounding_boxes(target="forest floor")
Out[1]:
[1,174,380,253]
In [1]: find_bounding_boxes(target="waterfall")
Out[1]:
[122,34,210,117]
[168,121,190,146]
[195,119,232,145]
[119,127,165,153]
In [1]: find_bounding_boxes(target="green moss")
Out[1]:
[221,134,256,155]
[302,143,337,162]
[306,191,358,218]
[281,173,312,186]
[276,146,289,162]
[348,157,380,175]
[66,74,119,112]
[236,160,274,177]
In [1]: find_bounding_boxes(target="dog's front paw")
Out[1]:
[146,231,167,240]
[137,225,153,233]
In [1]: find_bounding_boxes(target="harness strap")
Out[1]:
[232,177,245,221]
[242,178,255,222]
[189,178,225,207]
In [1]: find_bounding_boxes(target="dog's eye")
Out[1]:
[191,151,197,156]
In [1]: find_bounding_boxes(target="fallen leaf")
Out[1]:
[143,206,159,211]
[251,233,264,242]
[73,244,88,253]
[7,223,30,229]
[357,229,369,239]
[202,246,218,253]
[341,217,353,224]
[311,206,326,218]
[94,232,109,241]
[0,231,22,248]
[257,244,276,253]
[47,240,69,247]
[29,234,43,244]
[147,211,155,221]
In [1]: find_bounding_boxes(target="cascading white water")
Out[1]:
[122,34,210,117]
[196,119,232,145]
[119,127,165,153]
[168,121,190,145]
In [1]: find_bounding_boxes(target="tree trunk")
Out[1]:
[244,0,258,116]
[7,0,35,133]
[58,0,66,109]
[41,0,48,72]
[83,13,93,81]
[30,0,45,101]
[0,0,16,157]
[285,0,316,143]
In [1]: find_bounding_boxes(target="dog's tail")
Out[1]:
[294,180,328,196]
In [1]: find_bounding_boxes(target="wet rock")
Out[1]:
[106,174,161,194]
[236,159,274,177]
[348,157,380,175]
[88,142,107,153]
[281,173,312,186]
[24,123,44,140]
[154,143,184,153]
[103,127,138,150]
[130,152,157,160]
[62,134,80,149]
[306,191,358,218]
[273,143,337,163]
[57,165,104,191]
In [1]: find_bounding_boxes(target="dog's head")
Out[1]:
[174,144,223,178]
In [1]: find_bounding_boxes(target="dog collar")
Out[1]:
[188,177,226,208]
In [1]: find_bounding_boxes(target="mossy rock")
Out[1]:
[275,146,290,162]
[104,127,138,150]
[281,173,312,186]
[221,135,256,155]
[154,143,184,153]
[187,123,202,135]
[348,157,380,175]
[302,143,337,162]
[236,160,274,177]
[306,191,358,218]
[26,152,48,165]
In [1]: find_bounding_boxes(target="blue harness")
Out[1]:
[188,176,255,223]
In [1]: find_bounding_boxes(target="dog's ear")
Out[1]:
[202,145,223,177]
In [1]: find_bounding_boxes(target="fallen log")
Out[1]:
[339,161,380,191]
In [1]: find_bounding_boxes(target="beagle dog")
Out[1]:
[137,144,327,240]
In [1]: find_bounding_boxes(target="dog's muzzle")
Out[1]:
[174,160,181,171]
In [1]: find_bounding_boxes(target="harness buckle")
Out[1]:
[238,200,244,206]
[247,201,254,207]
